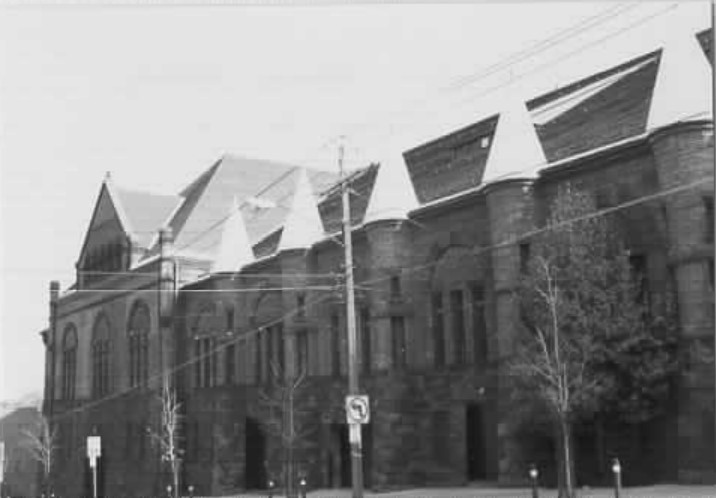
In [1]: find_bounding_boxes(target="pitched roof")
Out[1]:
[278,168,325,251]
[403,30,711,204]
[113,187,179,248]
[363,147,418,223]
[482,95,547,184]
[154,154,337,261]
[647,32,712,130]
[212,198,254,273]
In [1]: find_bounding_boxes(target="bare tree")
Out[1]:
[149,376,183,498]
[259,362,315,498]
[511,185,678,498]
[21,414,57,497]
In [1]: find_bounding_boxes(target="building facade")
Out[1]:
[43,32,714,497]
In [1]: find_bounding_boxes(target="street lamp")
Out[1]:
[187,484,195,498]
[299,477,307,498]
[528,464,539,498]
[267,479,275,498]
[611,457,622,498]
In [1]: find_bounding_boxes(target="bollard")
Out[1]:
[612,457,622,498]
[299,477,307,498]
[187,484,195,498]
[267,479,275,498]
[528,463,539,498]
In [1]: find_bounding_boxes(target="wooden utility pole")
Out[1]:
[711,0,716,476]
[339,139,364,498]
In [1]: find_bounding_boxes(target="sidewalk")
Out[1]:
[224,484,716,498]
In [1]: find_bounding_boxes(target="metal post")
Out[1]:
[529,464,539,498]
[339,139,364,498]
[92,464,97,498]
[612,457,622,498]
[299,477,307,498]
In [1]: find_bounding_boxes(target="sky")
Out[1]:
[0,0,709,401]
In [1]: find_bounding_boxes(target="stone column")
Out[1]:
[484,178,535,484]
[649,121,715,482]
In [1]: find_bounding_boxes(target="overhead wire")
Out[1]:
[160,1,685,257]
[48,167,714,423]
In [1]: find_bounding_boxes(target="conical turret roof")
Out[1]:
[482,97,547,185]
[212,198,254,273]
[364,147,419,224]
[647,32,712,131]
[278,168,324,251]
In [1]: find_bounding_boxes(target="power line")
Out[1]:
[47,171,713,423]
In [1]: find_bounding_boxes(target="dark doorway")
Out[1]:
[333,424,351,487]
[466,403,487,481]
[328,423,372,489]
[245,417,267,489]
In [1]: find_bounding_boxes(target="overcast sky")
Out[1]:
[0,1,709,401]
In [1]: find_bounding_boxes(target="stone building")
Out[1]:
[42,31,713,497]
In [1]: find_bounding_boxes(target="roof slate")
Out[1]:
[113,187,179,248]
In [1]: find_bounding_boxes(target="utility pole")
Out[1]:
[339,138,364,498]
[711,0,716,477]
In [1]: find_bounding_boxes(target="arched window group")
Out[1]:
[62,325,78,400]
[92,314,112,397]
[128,301,150,388]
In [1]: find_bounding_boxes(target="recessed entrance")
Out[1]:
[245,417,267,490]
[466,403,487,481]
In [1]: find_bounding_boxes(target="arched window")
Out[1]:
[193,303,218,389]
[92,313,112,397]
[128,301,150,388]
[62,325,78,400]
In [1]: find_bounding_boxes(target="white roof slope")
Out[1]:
[278,168,324,251]
[212,198,254,273]
[482,97,547,184]
[647,32,712,131]
[364,148,419,224]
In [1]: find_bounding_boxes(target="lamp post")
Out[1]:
[528,464,539,498]
[267,479,275,498]
[299,477,307,498]
[611,457,622,498]
[187,485,195,498]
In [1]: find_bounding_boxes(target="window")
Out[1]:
[628,253,648,304]
[273,323,285,372]
[226,307,235,331]
[390,276,401,299]
[360,308,371,375]
[128,302,150,388]
[709,258,714,291]
[471,284,488,364]
[265,328,273,379]
[704,197,714,244]
[225,343,236,385]
[297,293,306,319]
[91,314,111,398]
[519,243,531,275]
[255,334,263,384]
[391,316,406,369]
[331,314,341,376]
[432,293,445,367]
[450,290,466,366]
[194,337,216,388]
[296,329,309,375]
[62,325,78,400]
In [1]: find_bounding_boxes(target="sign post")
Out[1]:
[87,436,101,498]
